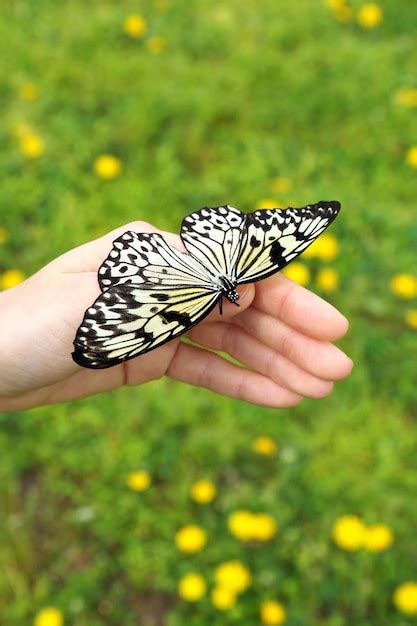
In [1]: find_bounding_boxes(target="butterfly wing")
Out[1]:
[180,205,245,280]
[98,231,214,290]
[236,201,341,284]
[72,285,219,369]
[72,232,219,369]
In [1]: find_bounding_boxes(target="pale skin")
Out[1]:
[0,221,353,412]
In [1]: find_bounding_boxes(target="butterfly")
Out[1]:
[72,200,340,369]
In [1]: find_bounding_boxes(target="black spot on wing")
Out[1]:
[269,240,286,265]
[250,235,261,248]
[151,293,170,302]
[161,310,191,326]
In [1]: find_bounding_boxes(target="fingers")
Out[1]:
[167,342,303,408]
[235,306,353,381]
[188,322,334,399]
[254,274,349,341]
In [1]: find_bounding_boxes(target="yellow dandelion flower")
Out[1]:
[20,133,44,158]
[228,510,256,541]
[175,525,207,553]
[124,14,147,38]
[210,586,237,610]
[357,3,383,29]
[0,227,8,244]
[406,146,417,169]
[251,514,277,541]
[303,233,339,260]
[270,177,291,194]
[252,435,278,456]
[146,36,167,54]
[94,155,122,180]
[1,269,26,290]
[228,510,277,541]
[394,87,417,108]
[363,524,394,552]
[34,607,64,626]
[20,82,39,102]
[178,573,206,602]
[214,561,251,594]
[282,262,310,286]
[390,274,417,299]
[126,470,151,492]
[260,600,287,625]
[256,199,281,210]
[393,582,417,615]
[332,515,366,551]
[190,479,217,504]
[405,310,417,329]
[316,267,339,292]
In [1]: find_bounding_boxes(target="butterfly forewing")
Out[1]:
[181,205,245,280]
[236,201,340,284]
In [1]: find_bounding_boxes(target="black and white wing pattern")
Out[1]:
[97,231,214,290]
[181,205,245,281]
[73,200,341,369]
[72,286,219,369]
[236,201,340,284]
[72,232,219,368]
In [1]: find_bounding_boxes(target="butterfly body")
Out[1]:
[73,201,341,369]
[217,275,240,307]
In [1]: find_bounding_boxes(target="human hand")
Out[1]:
[0,221,352,411]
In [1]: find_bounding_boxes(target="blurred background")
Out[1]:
[1,1,417,624]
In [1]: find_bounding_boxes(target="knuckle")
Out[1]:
[223,326,239,355]
[198,360,213,390]
[235,377,249,402]
[280,330,296,360]
[277,282,296,319]
[264,350,278,379]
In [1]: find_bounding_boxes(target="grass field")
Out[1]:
[1,1,417,624]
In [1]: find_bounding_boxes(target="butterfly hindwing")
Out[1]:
[236,201,340,284]
[72,284,220,368]
[181,205,245,280]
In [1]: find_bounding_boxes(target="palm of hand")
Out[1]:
[0,222,352,411]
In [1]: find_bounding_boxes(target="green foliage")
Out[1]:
[1,1,417,624]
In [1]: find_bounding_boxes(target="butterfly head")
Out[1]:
[225,290,239,304]
[218,276,240,307]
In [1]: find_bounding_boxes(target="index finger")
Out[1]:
[253,274,349,341]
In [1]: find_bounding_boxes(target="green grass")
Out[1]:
[1,1,417,624]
